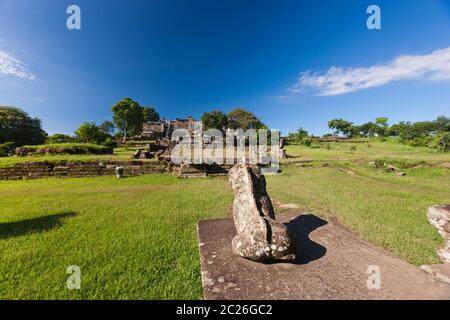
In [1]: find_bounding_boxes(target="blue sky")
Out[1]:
[0,0,450,135]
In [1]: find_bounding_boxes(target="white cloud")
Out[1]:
[0,49,36,80]
[288,46,450,96]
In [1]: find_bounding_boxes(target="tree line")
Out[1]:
[2,99,448,156]
[288,116,450,152]
[0,98,267,156]
[0,98,160,155]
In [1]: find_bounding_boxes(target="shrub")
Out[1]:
[75,122,111,144]
[374,159,385,169]
[0,142,15,157]
[46,134,76,144]
[302,139,312,147]
[102,137,118,148]
[350,146,357,152]
[432,132,450,152]
[407,136,432,148]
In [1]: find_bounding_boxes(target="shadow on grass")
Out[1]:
[286,214,328,265]
[0,212,77,239]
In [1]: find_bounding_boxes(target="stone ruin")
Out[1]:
[228,164,296,262]
[428,205,450,263]
[0,160,167,180]
[132,138,173,160]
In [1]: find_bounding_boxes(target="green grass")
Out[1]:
[274,141,449,264]
[0,175,232,299]
[267,164,449,265]
[0,139,449,299]
[284,138,450,163]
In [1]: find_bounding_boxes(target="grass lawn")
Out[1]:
[284,138,450,163]
[272,141,449,264]
[0,139,449,299]
[0,175,232,299]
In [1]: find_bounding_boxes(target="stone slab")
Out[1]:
[197,213,450,300]
[420,264,450,284]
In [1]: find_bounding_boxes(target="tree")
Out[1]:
[111,98,144,141]
[227,108,267,130]
[433,132,450,152]
[358,122,377,137]
[201,110,228,131]
[99,121,115,135]
[387,121,410,137]
[375,117,389,137]
[287,127,309,144]
[328,118,355,137]
[0,106,47,147]
[75,122,109,144]
[434,116,450,133]
[142,107,160,123]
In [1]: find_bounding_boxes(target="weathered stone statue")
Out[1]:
[228,164,296,262]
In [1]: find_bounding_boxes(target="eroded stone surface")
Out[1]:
[228,164,295,262]
[197,214,450,300]
[427,205,450,263]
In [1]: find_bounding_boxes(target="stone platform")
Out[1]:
[197,213,450,300]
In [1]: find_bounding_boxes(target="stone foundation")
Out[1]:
[0,160,167,180]
[172,163,233,178]
[0,161,262,181]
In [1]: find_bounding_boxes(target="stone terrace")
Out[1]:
[0,160,167,180]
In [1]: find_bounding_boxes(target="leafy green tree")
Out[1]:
[387,121,410,137]
[143,107,160,123]
[375,117,389,137]
[358,122,378,137]
[288,127,309,144]
[433,132,450,152]
[328,118,355,137]
[75,122,109,144]
[99,121,115,135]
[227,108,266,130]
[201,110,228,131]
[375,117,388,127]
[111,98,144,141]
[433,116,450,133]
[388,121,434,146]
[0,106,47,147]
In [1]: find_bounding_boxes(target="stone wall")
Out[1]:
[0,160,167,180]
[172,163,232,178]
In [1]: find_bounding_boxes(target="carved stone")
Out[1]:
[228,164,296,262]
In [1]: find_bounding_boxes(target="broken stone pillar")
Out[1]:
[427,205,450,263]
[228,164,296,262]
